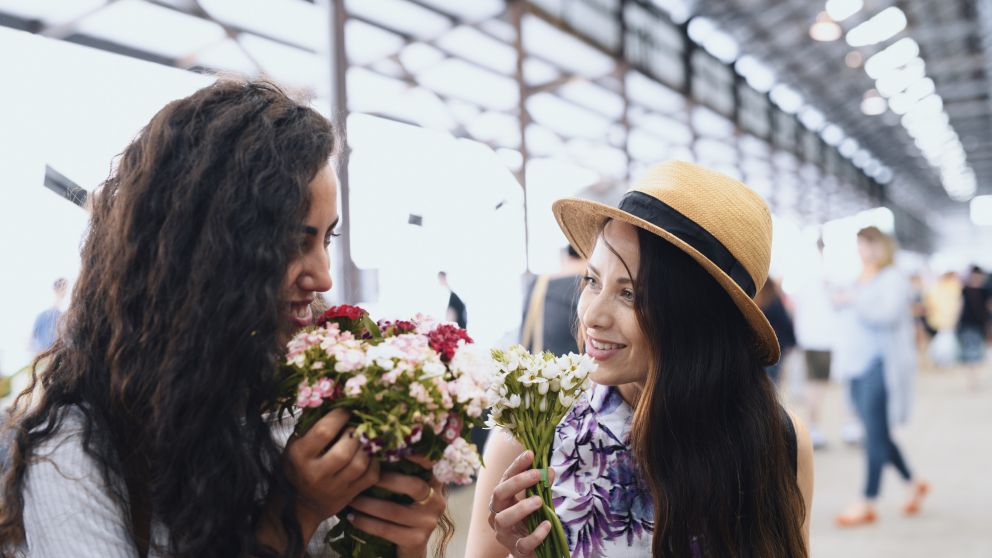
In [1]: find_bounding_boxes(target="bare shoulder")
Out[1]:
[786,410,814,487]
[786,409,814,542]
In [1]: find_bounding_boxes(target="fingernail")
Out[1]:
[347,513,355,522]
[531,496,543,507]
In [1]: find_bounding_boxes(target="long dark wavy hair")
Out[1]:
[617,227,807,557]
[0,81,334,557]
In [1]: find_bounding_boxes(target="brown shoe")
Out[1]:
[904,481,930,515]
[836,509,877,527]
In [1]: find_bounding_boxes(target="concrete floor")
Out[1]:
[439,359,992,557]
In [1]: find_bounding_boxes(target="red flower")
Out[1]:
[316,304,368,327]
[427,324,473,362]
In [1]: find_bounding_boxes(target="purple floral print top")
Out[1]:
[549,383,655,557]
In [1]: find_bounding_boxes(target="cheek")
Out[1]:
[282,260,303,292]
[576,291,590,327]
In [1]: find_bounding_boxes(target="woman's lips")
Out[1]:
[585,338,627,361]
[288,301,314,328]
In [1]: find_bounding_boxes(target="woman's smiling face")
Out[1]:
[577,221,650,390]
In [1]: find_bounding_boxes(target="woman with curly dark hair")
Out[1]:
[0,80,447,557]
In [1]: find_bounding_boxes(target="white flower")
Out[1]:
[420,361,446,379]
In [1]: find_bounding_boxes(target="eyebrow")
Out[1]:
[302,217,340,236]
[586,263,633,284]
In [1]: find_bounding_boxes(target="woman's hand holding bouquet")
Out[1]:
[278,305,496,557]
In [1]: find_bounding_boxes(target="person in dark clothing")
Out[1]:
[958,265,989,390]
[520,245,586,357]
[438,271,467,329]
[757,279,796,385]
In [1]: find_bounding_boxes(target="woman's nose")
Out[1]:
[300,253,333,294]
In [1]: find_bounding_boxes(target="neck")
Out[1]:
[617,382,643,406]
[861,264,880,280]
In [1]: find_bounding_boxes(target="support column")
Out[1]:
[511,0,532,270]
[323,0,373,304]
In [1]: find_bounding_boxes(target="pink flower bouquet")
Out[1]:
[278,305,496,557]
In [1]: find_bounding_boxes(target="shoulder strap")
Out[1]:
[780,406,798,475]
[521,275,551,353]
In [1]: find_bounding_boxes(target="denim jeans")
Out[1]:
[850,359,913,498]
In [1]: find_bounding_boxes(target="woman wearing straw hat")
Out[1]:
[467,161,813,557]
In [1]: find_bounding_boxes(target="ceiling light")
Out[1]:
[888,78,935,114]
[687,16,718,44]
[846,7,907,47]
[901,109,947,132]
[876,167,894,184]
[970,196,992,225]
[840,137,859,157]
[874,58,925,97]
[798,106,826,130]
[704,29,741,63]
[853,149,871,167]
[905,94,943,116]
[769,84,804,113]
[860,88,887,115]
[810,12,842,42]
[864,38,920,78]
[845,50,864,68]
[826,0,863,22]
[735,55,777,92]
[820,123,845,145]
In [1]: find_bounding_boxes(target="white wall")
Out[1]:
[0,27,212,374]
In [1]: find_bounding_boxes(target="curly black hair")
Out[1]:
[1,80,334,557]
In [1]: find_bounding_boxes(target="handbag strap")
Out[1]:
[521,275,551,353]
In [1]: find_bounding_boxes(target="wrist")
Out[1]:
[296,503,325,543]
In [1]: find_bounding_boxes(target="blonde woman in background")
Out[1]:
[833,226,929,526]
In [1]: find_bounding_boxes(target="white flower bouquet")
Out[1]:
[487,345,597,558]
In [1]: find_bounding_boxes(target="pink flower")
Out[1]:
[315,378,335,398]
[333,347,366,373]
[433,438,481,485]
[408,382,433,405]
[441,413,463,443]
[296,383,323,408]
[344,374,368,396]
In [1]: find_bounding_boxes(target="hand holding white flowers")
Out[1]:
[486,345,597,558]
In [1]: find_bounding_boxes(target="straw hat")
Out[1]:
[552,160,780,365]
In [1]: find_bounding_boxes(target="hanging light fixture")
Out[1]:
[810,11,842,41]
[860,88,887,115]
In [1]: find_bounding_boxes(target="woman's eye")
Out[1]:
[582,275,598,288]
[621,289,635,301]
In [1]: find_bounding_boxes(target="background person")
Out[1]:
[833,226,929,527]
